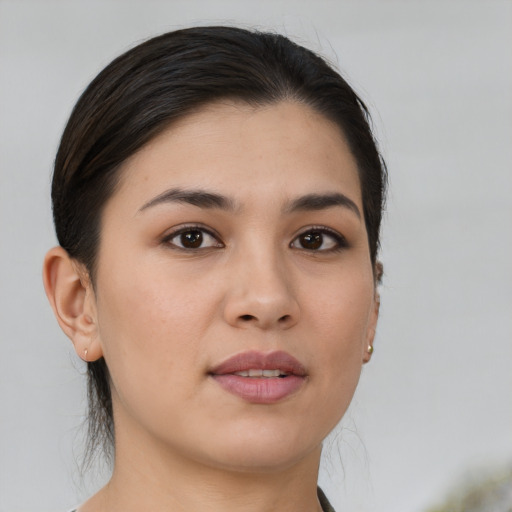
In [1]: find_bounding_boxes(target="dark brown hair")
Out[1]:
[51,26,387,465]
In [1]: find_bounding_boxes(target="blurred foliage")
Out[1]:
[425,467,512,512]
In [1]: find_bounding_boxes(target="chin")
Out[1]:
[206,444,320,475]
[196,422,324,474]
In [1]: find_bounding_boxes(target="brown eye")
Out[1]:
[299,231,323,250]
[180,230,203,248]
[165,227,223,250]
[290,228,345,252]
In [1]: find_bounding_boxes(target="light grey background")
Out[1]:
[1,1,511,511]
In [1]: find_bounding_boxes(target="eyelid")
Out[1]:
[160,223,346,252]
[161,224,224,250]
[290,225,348,251]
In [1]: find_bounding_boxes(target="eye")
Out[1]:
[290,228,346,252]
[163,226,223,250]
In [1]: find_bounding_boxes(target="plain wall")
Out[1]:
[1,1,511,511]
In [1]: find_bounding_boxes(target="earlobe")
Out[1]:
[363,292,380,364]
[42,247,103,361]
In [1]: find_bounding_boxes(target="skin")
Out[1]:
[44,101,379,512]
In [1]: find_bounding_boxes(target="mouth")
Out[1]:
[232,369,289,378]
[209,350,307,404]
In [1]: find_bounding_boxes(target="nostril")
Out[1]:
[235,313,296,327]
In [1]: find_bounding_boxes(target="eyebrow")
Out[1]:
[138,187,361,219]
[284,193,361,218]
[138,188,237,213]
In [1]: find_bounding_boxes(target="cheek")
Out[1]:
[93,257,218,398]
[304,273,374,413]
[308,270,374,349]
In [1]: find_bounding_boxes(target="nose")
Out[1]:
[222,249,300,331]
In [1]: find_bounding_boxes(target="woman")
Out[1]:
[43,26,386,512]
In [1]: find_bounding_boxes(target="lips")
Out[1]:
[209,350,307,404]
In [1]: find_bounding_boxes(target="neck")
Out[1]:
[82,420,324,512]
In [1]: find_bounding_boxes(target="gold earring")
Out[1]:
[367,345,374,355]
[84,348,88,361]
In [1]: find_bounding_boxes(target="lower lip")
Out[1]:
[211,375,305,404]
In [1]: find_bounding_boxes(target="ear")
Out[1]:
[363,290,380,364]
[43,246,103,362]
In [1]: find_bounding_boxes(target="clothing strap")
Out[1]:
[318,487,336,512]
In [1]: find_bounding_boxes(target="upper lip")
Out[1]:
[209,350,307,376]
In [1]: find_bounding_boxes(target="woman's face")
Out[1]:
[89,101,379,472]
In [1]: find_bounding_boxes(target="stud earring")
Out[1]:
[367,345,374,355]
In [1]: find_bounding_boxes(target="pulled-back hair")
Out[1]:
[51,25,387,465]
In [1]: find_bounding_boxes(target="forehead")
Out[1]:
[112,100,362,213]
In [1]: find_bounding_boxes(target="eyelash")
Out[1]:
[161,224,348,253]
[161,224,224,251]
[290,226,348,253]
